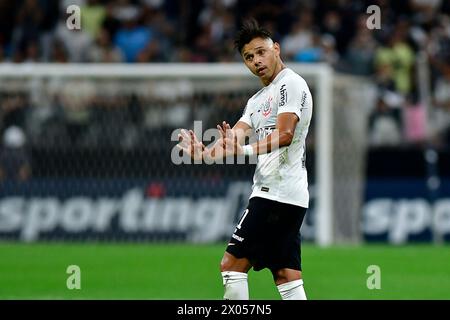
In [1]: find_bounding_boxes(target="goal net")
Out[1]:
[0,63,376,246]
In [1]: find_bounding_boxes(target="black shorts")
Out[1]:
[225,197,307,272]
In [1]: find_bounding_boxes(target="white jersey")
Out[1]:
[239,68,313,208]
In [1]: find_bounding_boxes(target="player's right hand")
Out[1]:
[217,121,241,157]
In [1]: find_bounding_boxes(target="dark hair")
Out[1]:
[234,18,272,54]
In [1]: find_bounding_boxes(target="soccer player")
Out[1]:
[177,19,313,300]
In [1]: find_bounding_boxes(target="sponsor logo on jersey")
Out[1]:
[300,91,307,108]
[256,126,275,141]
[261,187,270,192]
[279,84,287,107]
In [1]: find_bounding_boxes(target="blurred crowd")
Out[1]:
[1,0,450,181]
[0,0,448,67]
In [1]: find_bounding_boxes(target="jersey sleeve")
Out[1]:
[238,103,253,128]
[276,76,310,120]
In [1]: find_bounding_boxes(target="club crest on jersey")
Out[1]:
[261,97,273,117]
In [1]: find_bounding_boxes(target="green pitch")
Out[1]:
[0,242,449,300]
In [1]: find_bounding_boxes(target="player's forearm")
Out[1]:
[246,130,293,156]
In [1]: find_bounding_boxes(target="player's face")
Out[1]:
[241,37,281,85]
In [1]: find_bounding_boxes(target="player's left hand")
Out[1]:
[218,121,243,157]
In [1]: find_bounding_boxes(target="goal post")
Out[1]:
[0,62,367,246]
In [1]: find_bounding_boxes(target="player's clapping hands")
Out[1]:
[177,122,242,162]
[217,121,243,157]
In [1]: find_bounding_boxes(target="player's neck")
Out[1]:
[263,61,286,86]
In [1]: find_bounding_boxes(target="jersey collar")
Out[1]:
[269,67,289,86]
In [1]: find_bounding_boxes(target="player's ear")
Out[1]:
[273,42,281,56]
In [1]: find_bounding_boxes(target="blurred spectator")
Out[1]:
[368,91,404,146]
[261,20,283,44]
[50,39,69,63]
[0,92,29,130]
[190,25,214,62]
[0,44,6,62]
[136,8,173,62]
[292,33,338,67]
[320,34,339,66]
[403,100,427,145]
[433,62,450,111]
[374,21,415,96]
[430,61,450,145]
[54,9,93,62]
[171,46,195,62]
[102,2,122,40]
[87,27,123,62]
[136,39,162,62]
[149,8,177,59]
[111,0,139,22]
[113,9,153,62]
[320,10,347,55]
[0,126,31,183]
[0,0,17,56]
[410,0,443,26]
[60,80,94,147]
[39,0,59,61]
[81,0,107,39]
[426,15,450,84]
[11,0,44,62]
[24,41,41,63]
[198,1,236,47]
[344,15,377,76]
[281,9,316,61]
